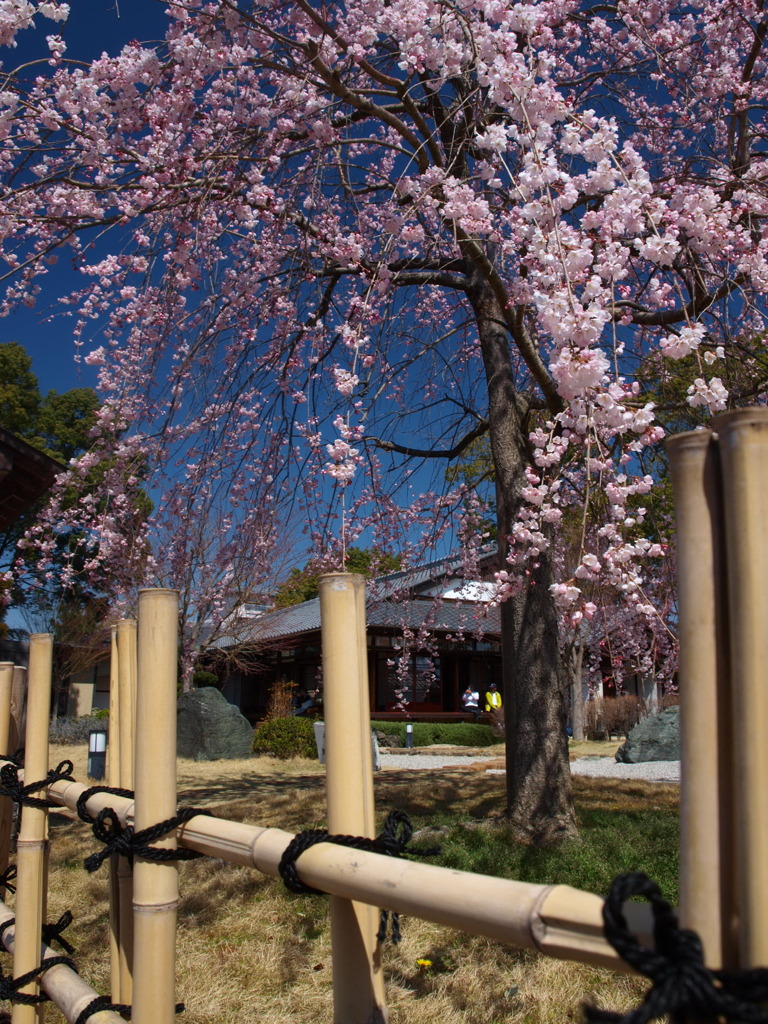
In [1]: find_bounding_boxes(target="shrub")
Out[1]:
[584,696,644,740]
[252,715,317,759]
[192,670,219,689]
[369,720,496,747]
[50,713,110,745]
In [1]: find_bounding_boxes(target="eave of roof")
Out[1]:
[0,429,64,531]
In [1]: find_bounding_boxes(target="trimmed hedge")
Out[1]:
[370,720,496,748]
[252,715,317,759]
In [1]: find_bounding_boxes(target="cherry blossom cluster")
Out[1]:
[0,0,765,668]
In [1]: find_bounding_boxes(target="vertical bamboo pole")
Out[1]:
[117,619,137,793]
[108,626,121,790]
[714,408,768,967]
[0,664,15,880]
[12,634,52,1024]
[116,618,138,1003]
[10,664,26,755]
[108,626,122,1002]
[667,431,734,968]
[131,590,179,1024]
[319,573,387,1024]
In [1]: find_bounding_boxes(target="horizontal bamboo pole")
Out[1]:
[0,900,126,1024]
[45,778,653,973]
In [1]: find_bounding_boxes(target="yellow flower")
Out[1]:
[416,958,432,969]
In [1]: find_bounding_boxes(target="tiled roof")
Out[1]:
[207,547,501,651]
[208,594,500,650]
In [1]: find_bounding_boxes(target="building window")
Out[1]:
[381,653,441,707]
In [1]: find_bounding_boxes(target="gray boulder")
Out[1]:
[177,686,253,760]
[615,706,679,763]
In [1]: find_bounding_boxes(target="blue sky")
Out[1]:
[4,0,168,394]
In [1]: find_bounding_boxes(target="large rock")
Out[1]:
[615,706,679,763]
[177,686,253,760]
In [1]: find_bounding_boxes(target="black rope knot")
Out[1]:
[41,911,75,955]
[278,810,426,944]
[585,872,768,1024]
[83,804,212,873]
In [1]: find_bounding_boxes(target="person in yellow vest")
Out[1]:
[485,683,502,713]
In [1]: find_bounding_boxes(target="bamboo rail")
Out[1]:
[0,900,125,1024]
[43,776,653,973]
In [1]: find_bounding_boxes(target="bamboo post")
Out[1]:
[116,617,138,1005]
[107,626,122,1003]
[0,663,15,879]
[108,626,121,790]
[131,590,179,1024]
[667,431,734,968]
[12,634,52,1024]
[714,408,768,967]
[117,619,137,792]
[319,573,387,1024]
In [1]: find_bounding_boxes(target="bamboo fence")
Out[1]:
[0,411,764,1022]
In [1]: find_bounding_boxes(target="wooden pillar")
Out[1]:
[667,430,734,967]
[319,573,387,1024]
[131,591,179,1024]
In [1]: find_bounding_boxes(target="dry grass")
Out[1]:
[32,744,667,1024]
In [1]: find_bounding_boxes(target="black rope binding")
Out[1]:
[73,996,186,1024]
[585,871,768,1024]
[0,865,16,896]
[73,995,131,1024]
[0,955,76,1005]
[278,809,429,944]
[75,786,135,826]
[0,760,75,812]
[82,803,213,873]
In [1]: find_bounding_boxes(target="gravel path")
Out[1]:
[379,749,680,782]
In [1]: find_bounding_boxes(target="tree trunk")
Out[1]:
[569,643,585,742]
[470,279,578,843]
